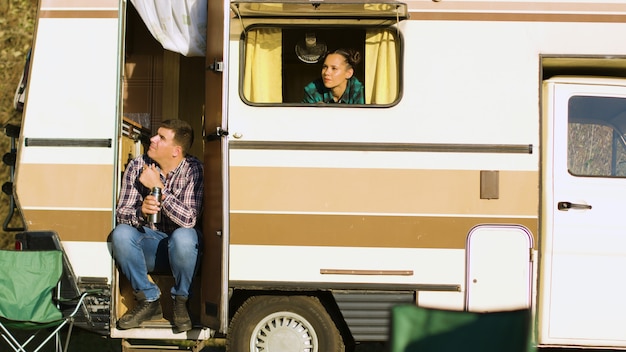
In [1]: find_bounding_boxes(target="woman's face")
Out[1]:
[321,53,354,90]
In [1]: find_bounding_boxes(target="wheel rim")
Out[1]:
[250,311,319,352]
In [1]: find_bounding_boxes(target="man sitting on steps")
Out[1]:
[111,119,203,333]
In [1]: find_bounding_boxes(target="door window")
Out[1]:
[568,95,626,177]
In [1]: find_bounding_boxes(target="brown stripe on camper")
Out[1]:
[16,164,114,209]
[230,213,538,249]
[406,1,626,23]
[40,0,118,6]
[230,167,537,217]
[21,209,112,242]
[38,10,118,18]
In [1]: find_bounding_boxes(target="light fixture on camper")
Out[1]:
[295,32,327,64]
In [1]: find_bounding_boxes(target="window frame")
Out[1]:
[567,95,626,178]
[238,23,404,108]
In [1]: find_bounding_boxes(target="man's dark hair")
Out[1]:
[160,119,194,154]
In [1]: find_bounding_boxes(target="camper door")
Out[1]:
[540,77,626,348]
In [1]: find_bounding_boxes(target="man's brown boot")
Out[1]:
[173,295,192,333]
[118,292,162,329]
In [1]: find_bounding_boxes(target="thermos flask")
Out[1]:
[148,187,162,223]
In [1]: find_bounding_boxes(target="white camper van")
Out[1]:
[10,0,626,350]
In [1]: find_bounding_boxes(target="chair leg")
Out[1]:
[55,328,63,352]
[32,320,68,352]
[62,320,75,352]
[1,325,36,352]
[1,334,21,351]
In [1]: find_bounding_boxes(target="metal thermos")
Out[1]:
[148,187,162,223]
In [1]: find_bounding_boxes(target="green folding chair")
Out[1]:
[390,304,535,352]
[0,250,95,352]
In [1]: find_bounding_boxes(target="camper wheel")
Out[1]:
[227,295,345,352]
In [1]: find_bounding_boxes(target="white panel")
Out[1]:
[19,147,114,165]
[24,19,118,139]
[20,18,119,165]
[229,245,465,286]
[111,326,213,340]
[230,149,537,171]
[418,291,465,311]
[62,241,113,283]
[227,22,542,147]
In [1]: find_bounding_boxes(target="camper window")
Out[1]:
[241,26,401,106]
[568,95,626,177]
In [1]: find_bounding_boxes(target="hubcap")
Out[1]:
[250,311,318,352]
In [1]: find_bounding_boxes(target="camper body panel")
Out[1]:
[223,1,626,349]
[14,0,121,284]
[224,1,544,296]
[13,0,626,349]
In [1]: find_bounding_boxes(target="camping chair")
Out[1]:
[390,304,535,352]
[0,250,97,352]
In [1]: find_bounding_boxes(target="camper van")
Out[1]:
[10,0,626,350]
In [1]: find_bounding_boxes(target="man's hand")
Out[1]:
[139,164,163,190]
[142,194,161,216]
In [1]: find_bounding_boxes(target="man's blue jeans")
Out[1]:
[111,224,201,301]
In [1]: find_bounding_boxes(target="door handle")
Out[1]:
[205,127,229,141]
[558,201,592,211]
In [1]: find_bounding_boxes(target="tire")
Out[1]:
[227,295,345,352]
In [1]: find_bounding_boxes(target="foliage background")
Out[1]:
[0,0,37,250]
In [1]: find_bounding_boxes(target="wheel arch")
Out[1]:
[228,288,355,348]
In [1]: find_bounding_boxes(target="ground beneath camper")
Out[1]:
[0,329,386,352]
[1,328,617,352]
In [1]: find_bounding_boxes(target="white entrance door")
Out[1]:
[540,78,626,347]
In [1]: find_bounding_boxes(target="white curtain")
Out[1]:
[130,0,207,57]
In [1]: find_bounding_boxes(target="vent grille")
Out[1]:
[333,290,414,342]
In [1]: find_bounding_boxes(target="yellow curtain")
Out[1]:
[243,28,283,103]
[365,29,399,105]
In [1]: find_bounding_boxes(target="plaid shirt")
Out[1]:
[302,76,364,104]
[116,154,203,234]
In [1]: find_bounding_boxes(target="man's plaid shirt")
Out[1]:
[116,154,203,234]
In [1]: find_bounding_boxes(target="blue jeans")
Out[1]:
[111,224,201,301]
